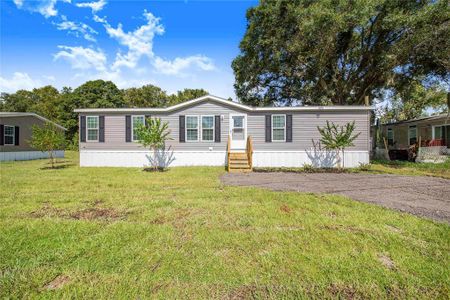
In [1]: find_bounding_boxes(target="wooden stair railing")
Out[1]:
[246,136,253,170]
[227,134,231,172]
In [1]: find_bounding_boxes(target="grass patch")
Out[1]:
[254,157,450,179]
[370,158,450,179]
[0,152,449,298]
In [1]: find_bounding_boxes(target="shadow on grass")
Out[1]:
[142,167,169,172]
[39,160,75,170]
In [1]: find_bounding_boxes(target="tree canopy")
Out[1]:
[0,80,209,147]
[232,0,450,106]
[376,81,448,123]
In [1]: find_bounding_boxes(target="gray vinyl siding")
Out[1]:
[79,100,370,151]
[248,111,369,151]
[0,116,64,152]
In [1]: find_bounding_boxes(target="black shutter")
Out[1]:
[125,115,131,142]
[265,115,272,142]
[0,124,4,146]
[99,116,105,143]
[179,115,185,142]
[145,115,151,125]
[80,116,86,142]
[286,115,292,142]
[215,115,221,142]
[14,126,19,146]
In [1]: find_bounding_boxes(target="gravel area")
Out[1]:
[221,172,450,223]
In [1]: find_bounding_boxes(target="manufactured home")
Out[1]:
[75,95,372,169]
[378,114,450,149]
[0,112,66,161]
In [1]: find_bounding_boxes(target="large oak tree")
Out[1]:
[232,0,450,106]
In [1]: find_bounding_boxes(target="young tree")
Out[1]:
[29,123,65,168]
[317,121,361,169]
[135,117,172,171]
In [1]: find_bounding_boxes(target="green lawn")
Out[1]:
[370,158,450,179]
[1,152,449,299]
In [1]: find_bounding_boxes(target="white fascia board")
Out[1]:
[74,95,374,113]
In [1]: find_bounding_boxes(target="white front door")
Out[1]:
[229,114,247,150]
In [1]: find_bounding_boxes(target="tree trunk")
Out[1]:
[50,150,55,168]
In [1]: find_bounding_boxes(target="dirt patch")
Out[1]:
[29,203,65,218]
[224,285,270,300]
[221,173,450,223]
[280,204,291,214]
[69,207,123,220]
[328,283,358,299]
[29,203,126,221]
[42,275,70,290]
[378,254,396,270]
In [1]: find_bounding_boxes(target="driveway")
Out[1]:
[220,172,450,223]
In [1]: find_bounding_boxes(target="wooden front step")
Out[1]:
[228,151,251,172]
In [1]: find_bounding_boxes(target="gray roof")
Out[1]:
[74,94,374,113]
[382,113,450,126]
[0,112,67,130]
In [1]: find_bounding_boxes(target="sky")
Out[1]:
[0,0,257,98]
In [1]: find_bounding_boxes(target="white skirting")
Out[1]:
[0,150,65,161]
[79,150,369,168]
[80,150,227,167]
[252,150,369,168]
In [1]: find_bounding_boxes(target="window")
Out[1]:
[201,116,214,141]
[186,116,199,141]
[4,125,14,145]
[272,115,286,141]
[433,126,444,139]
[408,125,417,145]
[387,128,394,146]
[86,116,99,141]
[132,115,145,141]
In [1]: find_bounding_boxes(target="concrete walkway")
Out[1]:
[221,172,450,223]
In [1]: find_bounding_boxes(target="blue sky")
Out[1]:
[0,0,257,98]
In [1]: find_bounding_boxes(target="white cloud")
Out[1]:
[53,46,107,71]
[0,72,42,93]
[54,16,98,42]
[103,10,164,70]
[13,0,58,18]
[101,10,216,75]
[153,55,216,76]
[76,0,107,13]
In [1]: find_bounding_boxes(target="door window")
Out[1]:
[232,116,245,140]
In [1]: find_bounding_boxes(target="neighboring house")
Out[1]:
[74,95,372,168]
[0,112,66,161]
[377,114,450,150]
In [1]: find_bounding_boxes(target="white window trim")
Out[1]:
[201,115,215,142]
[408,125,417,145]
[86,116,99,142]
[387,128,394,144]
[185,115,199,142]
[4,125,15,146]
[132,115,145,142]
[432,125,444,140]
[271,114,286,142]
